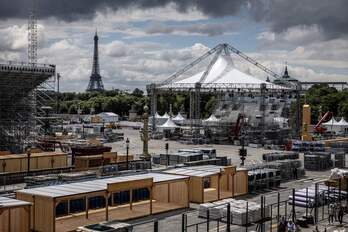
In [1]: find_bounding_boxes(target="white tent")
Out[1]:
[97,112,119,123]
[160,54,287,90]
[155,112,162,118]
[162,112,170,119]
[173,112,185,122]
[323,117,348,134]
[149,112,171,127]
[204,114,220,122]
[323,118,339,126]
[203,114,220,126]
[337,117,348,126]
[158,118,179,130]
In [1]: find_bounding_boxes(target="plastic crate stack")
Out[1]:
[304,152,333,171]
[330,142,348,153]
[292,140,325,152]
[248,168,281,193]
[262,152,299,162]
[334,152,346,168]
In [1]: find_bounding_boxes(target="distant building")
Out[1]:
[97,112,119,123]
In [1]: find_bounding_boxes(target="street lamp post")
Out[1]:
[26,147,32,173]
[126,138,130,170]
[165,143,169,166]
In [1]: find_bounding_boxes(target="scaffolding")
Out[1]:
[0,61,56,153]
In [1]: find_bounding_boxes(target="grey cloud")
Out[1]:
[0,0,244,21]
[146,22,239,36]
[249,0,348,39]
[1,0,347,39]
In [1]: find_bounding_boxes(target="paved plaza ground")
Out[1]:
[104,129,347,232]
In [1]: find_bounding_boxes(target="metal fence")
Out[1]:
[128,180,348,232]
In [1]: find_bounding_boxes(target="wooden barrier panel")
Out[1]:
[234,169,248,196]
[0,152,68,173]
[34,195,55,232]
[190,177,204,203]
[223,166,236,175]
[169,181,189,205]
[153,183,169,203]
[0,197,31,232]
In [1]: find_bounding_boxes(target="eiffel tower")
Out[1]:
[86,31,104,92]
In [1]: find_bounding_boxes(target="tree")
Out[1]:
[132,88,144,97]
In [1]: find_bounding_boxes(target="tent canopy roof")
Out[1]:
[158,117,179,129]
[337,117,348,126]
[159,54,287,91]
[204,114,220,122]
[323,118,339,125]
[173,112,185,121]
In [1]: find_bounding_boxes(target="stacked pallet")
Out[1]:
[24,174,59,186]
[263,152,299,162]
[334,152,346,168]
[304,152,332,170]
[59,171,97,182]
[24,171,98,186]
[267,160,303,180]
[159,152,203,165]
[329,141,348,153]
[248,168,281,192]
[184,157,230,166]
[199,198,268,225]
[292,141,325,152]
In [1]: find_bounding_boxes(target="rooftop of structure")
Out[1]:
[163,165,235,177]
[156,50,289,91]
[0,61,56,95]
[0,197,31,209]
[0,61,55,73]
[17,172,189,198]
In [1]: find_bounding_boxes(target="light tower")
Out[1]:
[86,31,105,92]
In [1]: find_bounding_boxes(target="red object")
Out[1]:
[314,111,333,133]
[234,113,245,139]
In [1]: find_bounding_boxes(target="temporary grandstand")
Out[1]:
[0,61,56,153]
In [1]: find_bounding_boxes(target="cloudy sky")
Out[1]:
[0,0,347,92]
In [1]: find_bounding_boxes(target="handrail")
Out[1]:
[0,61,55,68]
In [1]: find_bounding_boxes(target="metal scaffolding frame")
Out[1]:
[0,62,55,153]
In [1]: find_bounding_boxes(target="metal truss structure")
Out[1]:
[87,31,105,92]
[147,43,299,138]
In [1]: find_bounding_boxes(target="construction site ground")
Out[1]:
[105,129,347,232]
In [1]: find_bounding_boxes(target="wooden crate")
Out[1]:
[117,154,134,163]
